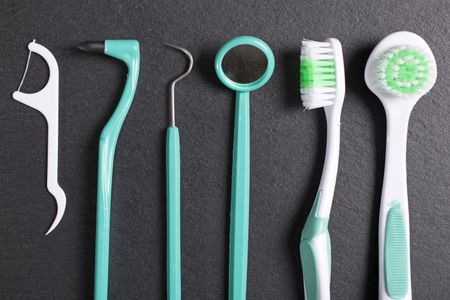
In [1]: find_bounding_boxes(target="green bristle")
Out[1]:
[378,47,431,95]
[300,59,336,89]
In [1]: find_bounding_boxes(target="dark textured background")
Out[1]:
[1,1,450,299]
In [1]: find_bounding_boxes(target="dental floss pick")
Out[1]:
[12,40,67,235]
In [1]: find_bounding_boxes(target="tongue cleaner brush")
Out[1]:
[78,40,140,300]
[215,36,275,300]
[299,38,345,300]
[365,32,437,300]
[12,40,67,235]
[164,44,193,300]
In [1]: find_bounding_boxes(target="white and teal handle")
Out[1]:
[300,191,331,300]
[166,126,181,300]
[379,107,412,300]
[299,134,336,300]
[300,102,342,300]
[229,91,250,300]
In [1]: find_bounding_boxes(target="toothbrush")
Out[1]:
[165,44,193,300]
[365,32,436,300]
[78,40,140,300]
[299,38,345,300]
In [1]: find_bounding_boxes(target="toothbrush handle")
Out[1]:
[166,127,181,300]
[300,191,331,300]
[379,109,412,300]
[300,107,341,300]
[229,91,250,300]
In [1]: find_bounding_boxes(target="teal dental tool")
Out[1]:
[165,44,193,300]
[78,40,140,300]
[215,36,274,300]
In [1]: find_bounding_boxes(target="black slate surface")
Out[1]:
[1,1,450,299]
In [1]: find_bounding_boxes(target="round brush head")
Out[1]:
[376,46,436,96]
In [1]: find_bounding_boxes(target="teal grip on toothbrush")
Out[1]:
[384,202,408,299]
[94,40,140,300]
[166,126,181,300]
[229,91,250,300]
[300,191,331,300]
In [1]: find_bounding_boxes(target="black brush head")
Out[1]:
[222,45,268,84]
[77,41,104,54]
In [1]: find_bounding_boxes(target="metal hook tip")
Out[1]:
[165,43,194,127]
[164,43,193,64]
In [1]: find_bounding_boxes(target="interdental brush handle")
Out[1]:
[229,91,250,300]
[83,40,140,300]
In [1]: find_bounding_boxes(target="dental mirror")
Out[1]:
[214,35,274,299]
[221,44,268,84]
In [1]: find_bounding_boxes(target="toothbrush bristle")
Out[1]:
[300,40,337,110]
[376,45,436,96]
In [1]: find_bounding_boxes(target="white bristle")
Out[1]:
[302,101,334,110]
[301,87,336,94]
[301,93,336,101]
[300,39,337,110]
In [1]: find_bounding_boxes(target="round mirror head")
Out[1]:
[215,36,275,92]
[222,45,268,84]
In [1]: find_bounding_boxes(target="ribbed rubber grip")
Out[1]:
[384,202,408,299]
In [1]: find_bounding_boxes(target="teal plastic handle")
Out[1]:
[166,126,181,300]
[229,91,250,300]
[300,191,331,300]
[94,40,140,300]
